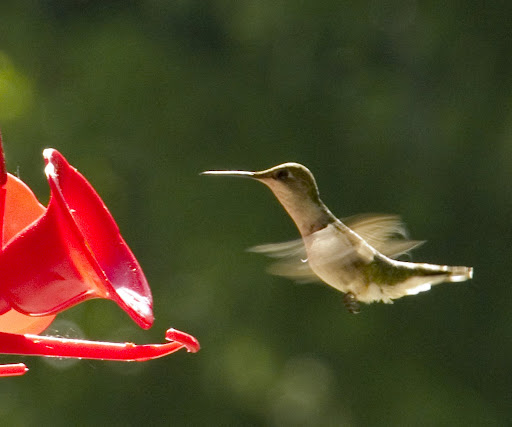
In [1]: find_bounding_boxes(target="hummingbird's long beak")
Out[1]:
[201,170,256,178]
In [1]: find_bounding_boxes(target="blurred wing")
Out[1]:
[248,239,320,283]
[249,214,424,283]
[343,213,424,258]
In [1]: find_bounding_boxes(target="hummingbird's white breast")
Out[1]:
[304,223,375,297]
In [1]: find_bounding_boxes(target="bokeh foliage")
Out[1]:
[1,1,511,425]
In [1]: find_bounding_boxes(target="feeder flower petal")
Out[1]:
[0,149,154,329]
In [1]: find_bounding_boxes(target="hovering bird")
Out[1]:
[202,163,473,313]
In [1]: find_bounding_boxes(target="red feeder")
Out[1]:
[0,136,199,377]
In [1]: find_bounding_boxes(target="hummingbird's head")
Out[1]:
[202,163,331,235]
[250,163,321,203]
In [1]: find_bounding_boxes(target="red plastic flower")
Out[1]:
[0,133,199,377]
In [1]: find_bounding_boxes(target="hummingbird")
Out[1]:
[202,162,473,313]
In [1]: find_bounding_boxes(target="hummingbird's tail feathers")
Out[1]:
[249,240,320,283]
[444,265,474,282]
[416,263,474,283]
[388,263,473,299]
[343,214,424,259]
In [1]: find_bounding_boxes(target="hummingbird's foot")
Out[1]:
[343,293,361,314]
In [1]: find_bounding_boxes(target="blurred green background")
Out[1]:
[1,1,511,425]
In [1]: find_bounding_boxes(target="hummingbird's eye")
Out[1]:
[275,169,290,180]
